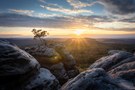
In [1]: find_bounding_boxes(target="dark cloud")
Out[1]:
[100,0,135,15]
[0,13,73,28]
[0,13,112,28]
[120,18,135,23]
[84,15,113,22]
[0,13,134,31]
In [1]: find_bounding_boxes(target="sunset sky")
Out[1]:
[0,0,135,38]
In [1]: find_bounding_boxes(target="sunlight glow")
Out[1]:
[74,30,85,36]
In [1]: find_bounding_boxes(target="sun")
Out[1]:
[74,30,84,36]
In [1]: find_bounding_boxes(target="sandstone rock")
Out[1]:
[61,68,126,90]
[0,41,60,90]
[67,67,79,78]
[62,50,135,90]
[54,44,79,79]
[0,41,40,89]
[110,56,135,70]
[25,68,60,90]
[108,61,135,85]
[108,50,124,55]
[49,63,79,84]
[89,51,133,71]
[109,61,135,75]
[25,44,79,84]
[88,50,135,89]
[113,69,135,85]
[25,46,58,57]
[54,44,76,68]
[25,45,61,65]
[49,63,69,84]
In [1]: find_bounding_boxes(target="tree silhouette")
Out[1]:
[32,29,49,46]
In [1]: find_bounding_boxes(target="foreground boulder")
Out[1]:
[61,68,127,90]
[88,50,135,89]
[0,41,60,90]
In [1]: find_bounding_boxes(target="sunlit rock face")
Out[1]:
[61,68,126,90]
[0,41,60,90]
[25,44,79,84]
[25,46,61,65]
[25,46,57,57]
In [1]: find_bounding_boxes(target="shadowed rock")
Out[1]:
[25,68,60,90]
[54,44,76,68]
[110,56,135,70]
[54,44,79,78]
[50,63,69,84]
[61,68,126,90]
[108,50,124,55]
[0,41,60,90]
[108,61,135,85]
[109,61,135,75]
[112,69,135,85]
[88,50,135,89]
[25,44,79,84]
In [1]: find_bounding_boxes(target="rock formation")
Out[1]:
[89,50,133,71]
[2,40,135,90]
[0,41,60,90]
[61,68,127,90]
[25,44,79,84]
[62,50,135,90]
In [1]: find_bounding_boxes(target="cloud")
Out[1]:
[8,9,34,16]
[8,8,66,18]
[66,0,135,15]
[0,13,103,29]
[0,13,134,31]
[120,18,135,23]
[67,0,97,9]
[39,0,46,3]
[94,21,135,31]
[99,0,135,15]
[37,13,63,18]
[0,13,79,28]
[40,4,93,15]
[80,15,113,22]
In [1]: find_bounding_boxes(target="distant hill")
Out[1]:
[0,38,102,47]
[97,39,135,44]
